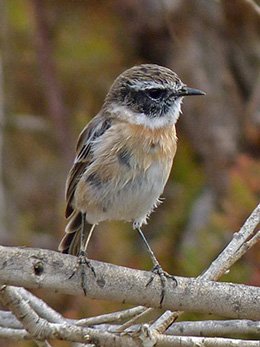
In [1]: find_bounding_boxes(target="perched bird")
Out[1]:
[59,64,205,303]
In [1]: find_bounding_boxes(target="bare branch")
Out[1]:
[0,310,23,329]
[0,285,52,346]
[156,334,260,347]
[231,229,260,262]
[149,202,260,333]
[167,319,260,337]
[0,245,260,320]
[0,285,139,346]
[243,0,260,16]
[0,326,30,341]
[76,306,148,327]
[17,287,67,324]
[0,287,87,346]
[115,308,153,333]
[201,202,260,281]
[0,203,259,345]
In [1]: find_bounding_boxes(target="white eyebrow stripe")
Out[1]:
[129,81,176,90]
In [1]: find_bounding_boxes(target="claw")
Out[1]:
[146,265,177,306]
[69,250,96,295]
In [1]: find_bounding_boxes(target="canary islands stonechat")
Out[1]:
[59,64,205,303]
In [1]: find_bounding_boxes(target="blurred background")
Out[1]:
[1,0,260,344]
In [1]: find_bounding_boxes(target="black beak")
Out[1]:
[177,86,206,97]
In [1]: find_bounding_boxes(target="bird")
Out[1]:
[59,64,205,303]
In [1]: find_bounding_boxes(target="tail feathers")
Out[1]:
[59,211,82,256]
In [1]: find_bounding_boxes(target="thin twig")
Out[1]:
[232,230,260,263]
[115,308,153,333]
[76,306,148,327]
[201,203,260,281]
[150,202,260,334]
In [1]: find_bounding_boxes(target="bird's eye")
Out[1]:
[146,88,165,100]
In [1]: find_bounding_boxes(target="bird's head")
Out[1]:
[103,64,205,128]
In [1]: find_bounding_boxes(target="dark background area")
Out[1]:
[1,0,260,345]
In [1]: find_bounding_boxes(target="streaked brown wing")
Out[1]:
[65,115,111,218]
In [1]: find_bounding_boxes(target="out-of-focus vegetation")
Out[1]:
[1,0,260,345]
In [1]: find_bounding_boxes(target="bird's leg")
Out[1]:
[79,215,96,274]
[136,226,177,306]
[79,217,96,295]
[69,214,96,295]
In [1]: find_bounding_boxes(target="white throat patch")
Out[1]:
[110,99,183,129]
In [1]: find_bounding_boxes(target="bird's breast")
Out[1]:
[74,122,177,224]
[93,122,177,170]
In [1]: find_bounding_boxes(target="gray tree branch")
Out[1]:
[0,202,259,345]
[0,244,260,320]
[145,202,260,334]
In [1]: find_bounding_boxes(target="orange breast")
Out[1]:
[126,123,177,161]
[89,122,178,178]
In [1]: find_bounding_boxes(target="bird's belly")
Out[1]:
[75,160,171,226]
[102,164,167,224]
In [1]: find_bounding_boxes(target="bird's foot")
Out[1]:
[69,250,96,295]
[146,264,177,306]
